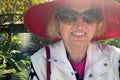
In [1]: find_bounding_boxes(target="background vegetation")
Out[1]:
[0,0,120,80]
[0,0,49,80]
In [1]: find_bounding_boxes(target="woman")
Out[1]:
[24,0,120,80]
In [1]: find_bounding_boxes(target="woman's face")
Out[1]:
[59,7,99,46]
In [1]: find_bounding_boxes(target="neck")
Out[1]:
[65,43,88,63]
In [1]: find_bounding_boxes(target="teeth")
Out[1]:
[73,32,85,36]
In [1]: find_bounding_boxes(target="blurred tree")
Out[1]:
[0,0,45,14]
[0,0,47,80]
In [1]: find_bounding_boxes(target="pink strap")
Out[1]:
[45,46,51,80]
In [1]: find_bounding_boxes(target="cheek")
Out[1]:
[59,23,71,33]
[59,24,64,34]
[59,23,73,39]
[59,24,67,37]
[88,24,97,35]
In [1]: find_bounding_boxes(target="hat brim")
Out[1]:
[24,0,120,41]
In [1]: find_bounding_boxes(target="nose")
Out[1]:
[74,18,85,30]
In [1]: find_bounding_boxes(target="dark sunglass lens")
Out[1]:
[56,9,79,22]
[82,14,96,24]
[82,8,101,24]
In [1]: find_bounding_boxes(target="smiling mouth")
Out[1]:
[71,32,87,40]
[72,32,86,36]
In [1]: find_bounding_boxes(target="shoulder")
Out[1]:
[31,47,46,62]
[94,41,120,61]
[30,47,47,79]
[30,47,47,75]
[31,40,64,61]
[90,41,120,60]
[31,40,64,66]
[29,41,60,79]
[98,42,120,55]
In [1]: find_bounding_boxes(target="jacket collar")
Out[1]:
[49,40,76,79]
[49,40,110,64]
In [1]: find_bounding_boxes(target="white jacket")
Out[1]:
[31,40,120,80]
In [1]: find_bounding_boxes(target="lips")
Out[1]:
[71,32,87,40]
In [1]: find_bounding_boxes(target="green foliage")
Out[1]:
[101,38,120,48]
[0,0,45,14]
[0,33,31,79]
[0,0,46,79]
[0,34,19,77]
[12,71,28,80]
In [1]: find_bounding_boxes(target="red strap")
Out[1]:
[45,46,51,80]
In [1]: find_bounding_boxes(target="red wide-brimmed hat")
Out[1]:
[24,0,120,41]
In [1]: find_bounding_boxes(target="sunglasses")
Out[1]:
[55,8,102,24]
